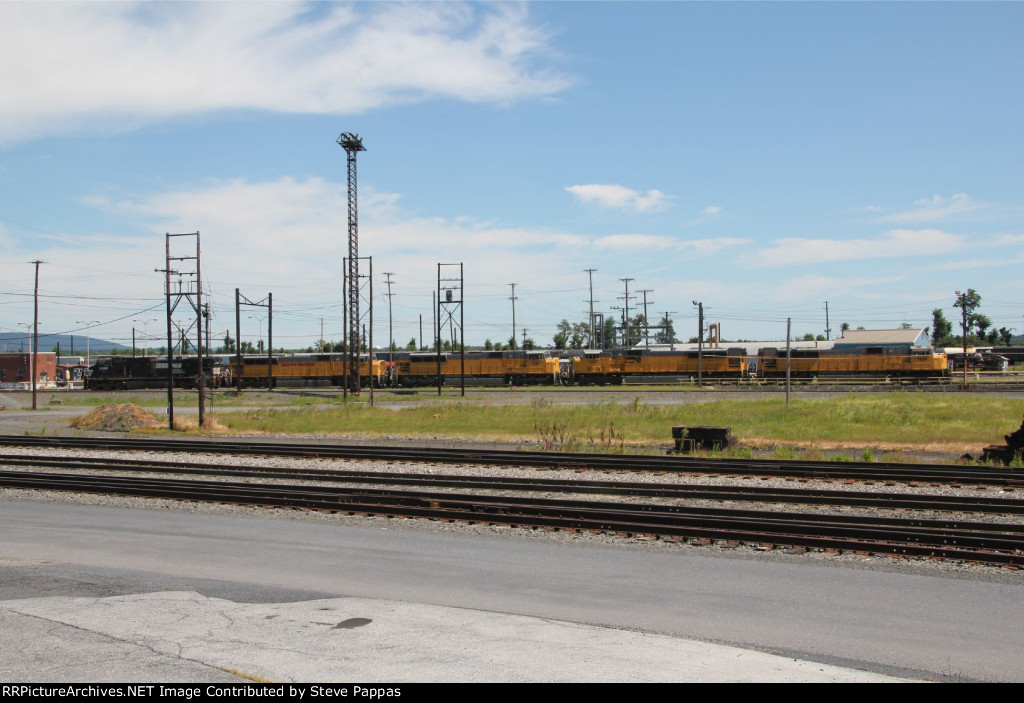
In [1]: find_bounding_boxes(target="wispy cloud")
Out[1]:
[747,229,964,267]
[592,234,748,257]
[881,193,986,223]
[993,233,1024,246]
[565,184,670,213]
[774,273,909,302]
[593,234,676,250]
[0,2,568,144]
[927,253,1024,272]
[700,205,722,216]
[678,237,750,256]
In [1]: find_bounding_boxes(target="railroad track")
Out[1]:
[2,435,1021,486]
[2,468,1023,567]
[3,453,1024,515]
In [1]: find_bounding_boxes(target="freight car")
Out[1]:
[86,356,226,390]
[756,347,949,378]
[572,347,749,385]
[231,353,385,388]
[390,350,561,386]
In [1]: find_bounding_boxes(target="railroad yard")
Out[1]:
[3,386,1024,681]
[4,386,1024,566]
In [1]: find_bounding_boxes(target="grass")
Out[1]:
[207,393,1024,448]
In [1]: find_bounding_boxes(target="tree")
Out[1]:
[931,309,952,344]
[483,339,493,351]
[222,333,235,353]
[553,319,589,349]
[522,337,536,351]
[602,317,616,349]
[999,327,1013,345]
[507,336,517,351]
[801,333,815,341]
[654,314,677,344]
[406,338,417,351]
[953,289,982,343]
[974,313,992,339]
[619,314,646,347]
[840,322,850,334]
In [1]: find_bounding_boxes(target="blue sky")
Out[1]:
[1,1,1021,352]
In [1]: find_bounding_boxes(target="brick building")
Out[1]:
[0,352,57,388]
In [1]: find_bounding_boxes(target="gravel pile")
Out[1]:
[68,404,161,432]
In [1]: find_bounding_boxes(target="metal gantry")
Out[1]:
[342,256,373,405]
[438,263,465,396]
[235,289,272,392]
[338,132,366,394]
[162,232,203,430]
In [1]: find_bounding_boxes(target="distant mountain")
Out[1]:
[0,333,129,355]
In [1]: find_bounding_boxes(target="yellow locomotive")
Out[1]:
[392,350,561,386]
[572,348,749,385]
[231,353,385,388]
[756,348,949,378]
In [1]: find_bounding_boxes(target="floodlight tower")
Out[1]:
[338,132,366,393]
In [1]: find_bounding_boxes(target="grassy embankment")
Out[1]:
[208,394,1022,452]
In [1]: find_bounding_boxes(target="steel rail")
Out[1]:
[4,454,1024,516]
[2,470,1022,566]
[1,435,1020,486]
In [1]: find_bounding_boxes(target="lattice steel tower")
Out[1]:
[338,132,366,392]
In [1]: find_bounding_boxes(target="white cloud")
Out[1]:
[773,274,909,302]
[592,234,749,257]
[0,2,568,144]
[594,234,676,250]
[747,229,964,267]
[927,253,1024,272]
[677,237,750,257]
[565,184,670,213]
[882,193,986,223]
[993,233,1024,247]
[700,206,722,216]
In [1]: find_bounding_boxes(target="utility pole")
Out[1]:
[583,268,597,347]
[29,260,44,410]
[338,131,366,394]
[692,300,704,386]
[203,303,211,359]
[956,290,969,390]
[639,289,654,348]
[508,283,518,351]
[824,301,831,341]
[786,317,792,407]
[658,311,677,347]
[157,256,179,429]
[235,289,242,393]
[522,328,529,350]
[618,278,634,347]
[383,272,395,365]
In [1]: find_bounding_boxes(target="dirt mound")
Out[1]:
[70,404,162,432]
